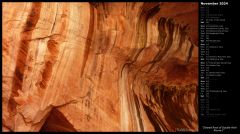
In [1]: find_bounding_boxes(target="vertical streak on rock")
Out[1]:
[50,3,58,34]
[133,3,160,62]
[80,4,94,77]
[177,25,187,51]
[119,67,129,131]
[142,102,162,131]
[186,43,194,63]
[8,2,42,116]
[147,18,175,72]
[39,39,59,89]
[133,93,144,131]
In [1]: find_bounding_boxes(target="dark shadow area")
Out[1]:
[40,107,77,132]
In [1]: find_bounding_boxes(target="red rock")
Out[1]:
[2,2,198,132]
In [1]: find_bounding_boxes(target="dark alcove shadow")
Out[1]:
[40,107,77,132]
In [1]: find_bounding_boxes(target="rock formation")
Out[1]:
[2,2,198,132]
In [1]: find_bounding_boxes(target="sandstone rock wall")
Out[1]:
[2,2,198,132]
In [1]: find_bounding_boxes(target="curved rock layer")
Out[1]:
[2,2,198,132]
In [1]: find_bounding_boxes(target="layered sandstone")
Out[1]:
[2,2,198,132]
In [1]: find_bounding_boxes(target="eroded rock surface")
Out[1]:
[2,2,198,132]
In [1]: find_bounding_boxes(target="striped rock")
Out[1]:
[2,2,198,132]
